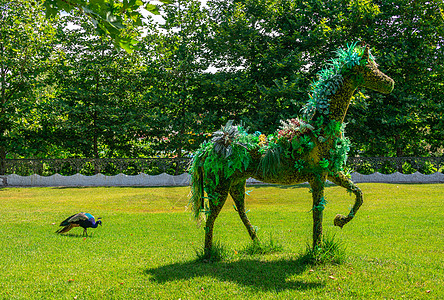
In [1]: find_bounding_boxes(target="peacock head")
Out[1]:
[97,218,102,226]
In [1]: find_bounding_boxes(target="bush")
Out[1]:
[123,163,141,175]
[79,162,95,176]
[101,163,119,176]
[402,162,417,174]
[355,162,375,175]
[378,161,397,174]
[420,161,438,175]
[58,162,77,176]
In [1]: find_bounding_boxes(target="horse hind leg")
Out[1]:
[230,181,259,242]
[328,172,363,228]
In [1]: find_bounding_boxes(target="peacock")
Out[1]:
[56,212,102,236]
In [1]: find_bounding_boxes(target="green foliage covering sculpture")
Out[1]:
[189,43,394,259]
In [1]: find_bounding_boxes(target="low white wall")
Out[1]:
[1,171,443,187]
[1,173,190,187]
[351,171,444,183]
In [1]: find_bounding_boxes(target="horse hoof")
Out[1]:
[334,214,347,228]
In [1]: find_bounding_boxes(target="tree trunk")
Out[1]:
[395,135,404,157]
[175,146,182,175]
[93,134,99,174]
[0,146,6,175]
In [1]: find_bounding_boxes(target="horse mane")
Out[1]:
[301,42,372,122]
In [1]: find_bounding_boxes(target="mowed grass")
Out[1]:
[0,184,443,299]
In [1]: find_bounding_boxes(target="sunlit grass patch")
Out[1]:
[0,184,443,299]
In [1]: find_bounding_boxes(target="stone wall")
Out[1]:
[1,171,443,187]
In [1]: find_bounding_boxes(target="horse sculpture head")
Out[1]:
[302,43,394,123]
[356,46,394,94]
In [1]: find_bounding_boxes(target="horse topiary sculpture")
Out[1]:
[189,43,394,259]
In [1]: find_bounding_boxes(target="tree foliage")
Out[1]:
[0,0,57,159]
[203,0,444,156]
[345,0,444,156]
[5,0,444,159]
[47,14,151,158]
[141,0,221,156]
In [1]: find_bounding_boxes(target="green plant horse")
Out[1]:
[189,43,394,258]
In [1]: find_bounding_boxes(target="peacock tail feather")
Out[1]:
[55,223,79,234]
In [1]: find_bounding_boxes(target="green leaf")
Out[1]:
[119,40,134,54]
[319,159,329,169]
[145,3,160,15]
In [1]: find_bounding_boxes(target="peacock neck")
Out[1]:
[91,221,100,228]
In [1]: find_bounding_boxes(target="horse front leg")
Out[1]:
[230,181,259,242]
[203,181,230,259]
[328,172,363,228]
[310,175,327,248]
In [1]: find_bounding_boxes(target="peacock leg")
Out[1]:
[203,181,230,259]
[328,172,363,228]
[230,181,258,242]
[310,175,327,248]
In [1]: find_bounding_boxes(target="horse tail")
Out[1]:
[190,158,205,220]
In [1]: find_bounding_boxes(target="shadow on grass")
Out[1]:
[144,257,324,292]
[56,233,96,238]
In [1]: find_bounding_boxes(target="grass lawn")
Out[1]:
[1,184,443,299]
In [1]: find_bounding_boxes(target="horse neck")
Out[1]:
[325,76,357,123]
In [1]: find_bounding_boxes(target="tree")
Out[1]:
[7,0,442,160]
[204,0,309,133]
[142,0,216,157]
[202,0,383,133]
[204,0,444,157]
[0,0,57,160]
[344,0,444,156]
[48,14,151,158]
